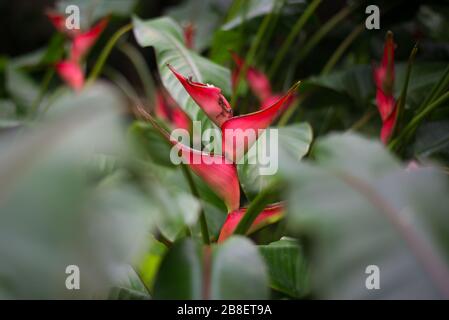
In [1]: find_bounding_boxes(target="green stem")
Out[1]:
[269,0,322,77]
[293,4,355,65]
[181,165,210,245]
[391,44,418,141]
[30,67,55,117]
[255,0,286,65]
[321,23,364,75]
[416,64,449,115]
[118,43,155,98]
[349,110,375,131]
[230,7,276,107]
[86,23,132,85]
[389,89,449,150]
[233,181,280,236]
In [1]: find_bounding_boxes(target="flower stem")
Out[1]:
[389,89,449,151]
[181,165,210,245]
[230,6,276,107]
[233,181,280,236]
[269,0,322,77]
[30,67,55,118]
[86,23,132,85]
[292,4,355,65]
[321,23,364,75]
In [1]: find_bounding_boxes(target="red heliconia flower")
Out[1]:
[155,88,191,131]
[168,64,299,162]
[45,10,68,34]
[373,31,397,143]
[55,60,84,92]
[218,203,284,242]
[47,9,108,92]
[70,17,109,62]
[137,102,240,212]
[183,22,195,50]
[168,65,233,127]
[231,52,296,110]
[231,52,272,102]
[222,84,298,162]
[172,141,240,212]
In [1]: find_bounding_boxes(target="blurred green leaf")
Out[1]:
[108,265,151,300]
[165,0,229,51]
[57,0,137,28]
[222,0,305,31]
[211,236,269,299]
[414,120,449,162]
[138,236,167,294]
[129,121,174,168]
[259,237,309,298]
[283,132,449,299]
[0,84,156,299]
[153,239,203,299]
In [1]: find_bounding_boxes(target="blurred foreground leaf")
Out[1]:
[282,133,449,299]
[153,237,268,299]
[0,84,156,299]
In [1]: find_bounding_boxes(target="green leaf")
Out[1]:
[132,16,231,131]
[129,121,175,168]
[0,84,156,299]
[165,0,229,51]
[259,238,309,298]
[211,236,269,299]
[238,122,313,199]
[301,63,448,111]
[138,237,168,293]
[222,0,305,31]
[153,239,203,299]
[283,132,449,299]
[414,121,449,162]
[108,265,151,300]
[57,0,137,28]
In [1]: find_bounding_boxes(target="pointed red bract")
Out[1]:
[380,106,397,144]
[221,82,299,162]
[218,203,284,242]
[171,140,240,212]
[71,17,109,62]
[55,60,84,91]
[46,10,67,33]
[231,52,272,101]
[155,89,191,131]
[168,65,233,127]
[374,31,397,144]
[183,22,195,49]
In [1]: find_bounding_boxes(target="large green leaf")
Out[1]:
[238,122,313,200]
[282,132,449,299]
[259,238,309,298]
[414,120,449,162]
[301,63,447,111]
[211,236,269,299]
[165,0,229,51]
[222,0,306,31]
[153,239,203,299]
[0,84,156,299]
[132,16,231,131]
[57,0,137,28]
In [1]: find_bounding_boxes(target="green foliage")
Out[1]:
[1,0,449,301]
[132,16,231,131]
[282,133,449,299]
